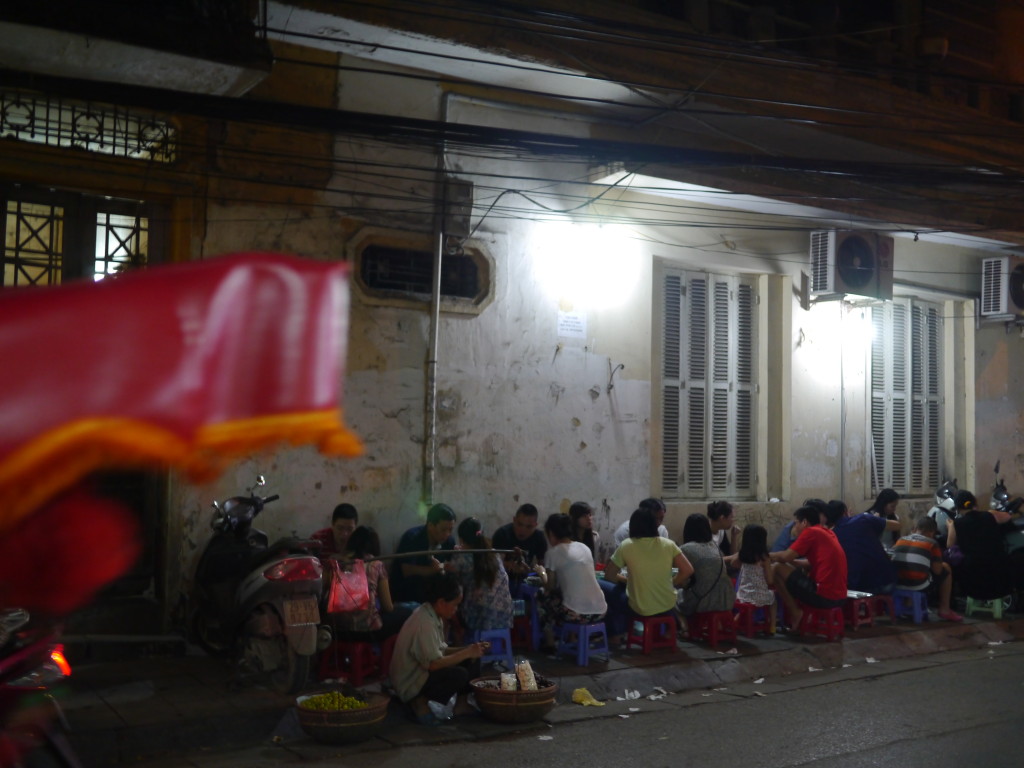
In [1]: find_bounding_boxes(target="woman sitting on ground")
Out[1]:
[678,513,735,620]
[534,513,607,648]
[605,507,692,644]
[450,517,513,635]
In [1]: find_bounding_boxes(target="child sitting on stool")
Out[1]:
[389,571,488,726]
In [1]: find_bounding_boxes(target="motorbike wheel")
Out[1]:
[268,641,312,695]
[191,611,231,657]
[238,606,312,694]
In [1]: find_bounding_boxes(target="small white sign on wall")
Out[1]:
[557,310,587,339]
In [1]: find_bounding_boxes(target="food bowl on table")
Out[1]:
[295,690,390,744]
[470,676,558,724]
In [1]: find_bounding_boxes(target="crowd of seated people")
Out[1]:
[313,484,1024,725]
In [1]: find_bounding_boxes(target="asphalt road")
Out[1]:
[133,643,1024,768]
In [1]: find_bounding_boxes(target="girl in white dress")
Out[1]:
[726,524,776,634]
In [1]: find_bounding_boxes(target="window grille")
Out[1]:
[0,89,176,163]
[2,188,150,288]
[360,244,482,301]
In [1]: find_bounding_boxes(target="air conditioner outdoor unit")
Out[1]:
[980,256,1024,318]
[809,230,894,300]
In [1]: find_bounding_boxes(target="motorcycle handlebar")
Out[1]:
[264,494,280,504]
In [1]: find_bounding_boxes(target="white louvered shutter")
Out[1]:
[661,273,683,495]
[662,269,756,499]
[686,275,708,494]
[870,299,943,494]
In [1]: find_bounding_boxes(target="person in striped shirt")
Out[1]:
[891,516,963,622]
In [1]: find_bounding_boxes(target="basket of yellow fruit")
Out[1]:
[295,690,391,744]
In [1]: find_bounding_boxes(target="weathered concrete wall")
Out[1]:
[975,323,1024,507]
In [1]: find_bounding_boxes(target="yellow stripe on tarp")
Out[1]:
[0,410,362,536]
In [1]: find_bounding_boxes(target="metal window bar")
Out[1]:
[2,200,64,287]
[0,90,176,163]
[94,212,148,280]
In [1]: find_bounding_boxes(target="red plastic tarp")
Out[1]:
[0,252,362,535]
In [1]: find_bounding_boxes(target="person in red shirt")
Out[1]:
[769,505,848,629]
[311,503,358,558]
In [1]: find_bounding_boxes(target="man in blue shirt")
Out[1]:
[824,499,899,595]
[390,503,457,604]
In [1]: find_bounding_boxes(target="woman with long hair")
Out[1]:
[333,525,411,640]
[449,517,513,632]
[569,501,599,560]
[866,488,901,547]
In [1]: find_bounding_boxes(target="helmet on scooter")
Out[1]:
[934,479,958,506]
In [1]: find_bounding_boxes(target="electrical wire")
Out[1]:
[266,2,1024,124]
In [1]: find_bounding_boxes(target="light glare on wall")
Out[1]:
[531,221,642,310]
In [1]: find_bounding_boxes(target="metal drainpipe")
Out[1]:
[839,302,846,504]
[423,92,452,505]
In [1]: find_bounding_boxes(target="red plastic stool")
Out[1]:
[512,614,535,651]
[798,605,845,641]
[317,640,378,685]
[626,615,678,654]
[844,594,875,630]
[734,601,774,637]
[688,610,737,648]
[871,594,895,622]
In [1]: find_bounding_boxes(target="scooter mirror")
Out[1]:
[255,475,266,487]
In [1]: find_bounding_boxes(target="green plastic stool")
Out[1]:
[965,596,1007,619]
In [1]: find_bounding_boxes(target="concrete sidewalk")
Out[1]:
[61,614,1024,767]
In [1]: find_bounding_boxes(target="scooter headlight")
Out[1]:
[10,645,71,688]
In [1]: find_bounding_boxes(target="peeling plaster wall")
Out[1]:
[975,324,1024,507]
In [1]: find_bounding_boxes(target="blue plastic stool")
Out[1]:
[467,628,515,670]
[892,588,929,624]
[557,622,611,666]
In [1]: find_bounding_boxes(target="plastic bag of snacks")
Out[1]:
[500,672,518,691]
[515,659,538,691]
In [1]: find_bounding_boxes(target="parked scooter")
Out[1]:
[190,476,324,694]
[0,609,81,768]
[990,461,1024,556]
[991,461,1024,516]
